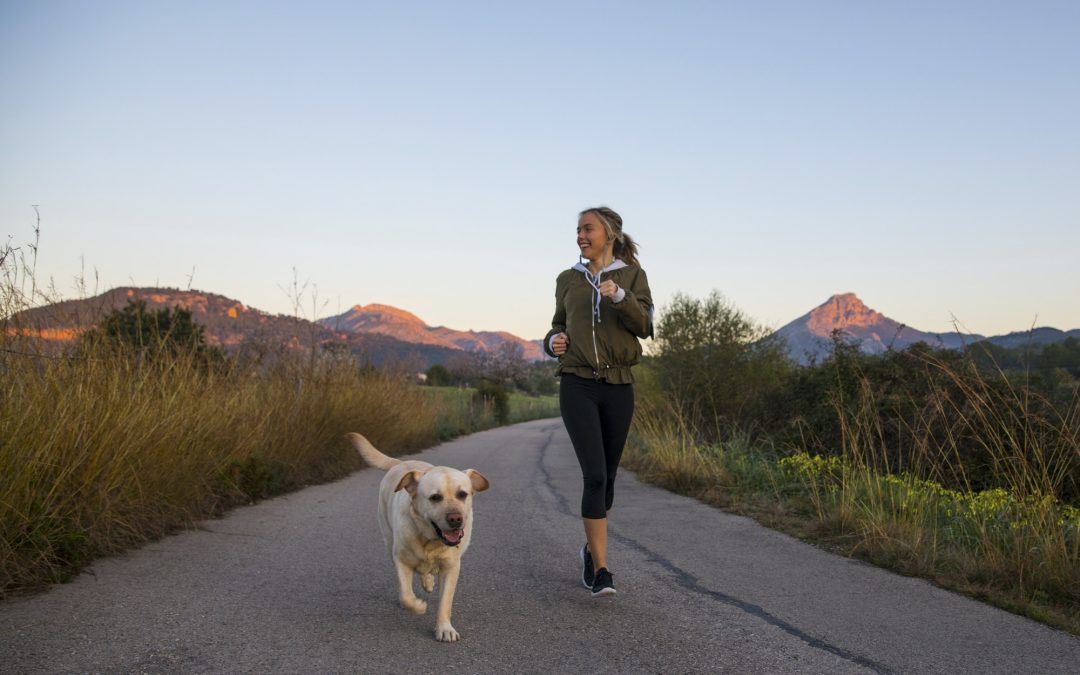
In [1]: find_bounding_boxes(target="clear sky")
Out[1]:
[2,1,1078,340]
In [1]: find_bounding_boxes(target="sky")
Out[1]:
[2,1,1078,340]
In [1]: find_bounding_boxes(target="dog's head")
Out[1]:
[395,466,489,547]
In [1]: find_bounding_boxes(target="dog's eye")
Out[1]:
[429,494,443,502]
[457,491,469,500]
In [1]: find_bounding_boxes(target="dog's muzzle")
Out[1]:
[431,521,464,547]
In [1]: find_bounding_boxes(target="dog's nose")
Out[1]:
[446,512,464,529]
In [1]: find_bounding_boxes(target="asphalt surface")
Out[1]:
[2,418,1079,674]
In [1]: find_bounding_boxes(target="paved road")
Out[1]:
[2,419,1078,673]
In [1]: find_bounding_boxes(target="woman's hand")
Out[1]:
[551,332,569,356]
[598,280,620,299]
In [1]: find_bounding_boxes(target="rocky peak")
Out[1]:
[806,293,883,333]
[321,302,546,361]
[345,303,426,326]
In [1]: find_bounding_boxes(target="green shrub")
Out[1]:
[425,364,456,386]
[652,290,792,441]
[474,379,510,424]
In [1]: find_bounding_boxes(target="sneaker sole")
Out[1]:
[591,587,617,598]
[580,547,593,589]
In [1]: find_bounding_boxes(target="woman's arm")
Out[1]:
[612,267,653,339]
[543,276,568,357]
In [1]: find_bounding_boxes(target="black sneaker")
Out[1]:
[591,567,616,597]
[580,544,595,589]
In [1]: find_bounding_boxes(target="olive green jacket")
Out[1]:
[543,260,653,384]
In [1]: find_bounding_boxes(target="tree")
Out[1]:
[425,363,456,386]
[480,342,526,387]
[85,299,222,364]
[653,291,791,440]
[445,343,528,389]
[446,351,483,387]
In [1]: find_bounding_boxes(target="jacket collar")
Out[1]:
[572,259,628,275]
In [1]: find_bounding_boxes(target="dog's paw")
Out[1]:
[422,574,435,593]
[435,622,460,643]
[401,597,428,615]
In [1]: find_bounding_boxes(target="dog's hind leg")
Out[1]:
[422,573,435,593]
[395,560,427,614]
[434,565,461,642]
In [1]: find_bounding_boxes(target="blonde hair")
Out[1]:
[579,206,640,267]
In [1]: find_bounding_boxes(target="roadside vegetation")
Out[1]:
[625,292,1080,635]
[422,350,559,434]
[0,232,557,597]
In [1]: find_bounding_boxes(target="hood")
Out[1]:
[572,259,628,276]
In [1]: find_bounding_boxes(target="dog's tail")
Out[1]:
[346,432,400,471]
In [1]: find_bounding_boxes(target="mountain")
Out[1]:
[775,293,983,364]
[319,303,546,361]
[10,287,303,348]
[6,287,545,369]
[981,327,1080,349]
[5,288,469,368]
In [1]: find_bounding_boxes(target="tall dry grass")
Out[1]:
[626,351,1080,633]
[1,227,559,596]
[0,344,442,595]
[816,351,1080,619]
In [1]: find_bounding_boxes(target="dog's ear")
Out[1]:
[465,469,489,493]
[395,470,422,496]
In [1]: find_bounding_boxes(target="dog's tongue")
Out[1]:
[443,528,464,545]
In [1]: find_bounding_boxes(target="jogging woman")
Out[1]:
[543,206,653,597]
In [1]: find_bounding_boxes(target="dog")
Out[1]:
[347,432,490,642]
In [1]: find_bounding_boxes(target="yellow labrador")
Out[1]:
[347,432,490,642]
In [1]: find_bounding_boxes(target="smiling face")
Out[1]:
[397,466,490,547]
[577,211,613,264]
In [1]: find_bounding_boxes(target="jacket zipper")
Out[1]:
[591,279,601,378]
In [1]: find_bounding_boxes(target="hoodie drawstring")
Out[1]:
[582,267,603,323]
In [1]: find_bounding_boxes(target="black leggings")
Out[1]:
[559,373,635,519]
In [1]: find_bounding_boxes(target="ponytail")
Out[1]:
[612,231,639,267]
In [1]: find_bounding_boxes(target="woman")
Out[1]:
[543,206,653,597]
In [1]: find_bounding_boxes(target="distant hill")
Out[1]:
[10,287,310,348]
[774,293,979,363]
[980,327,1080,349]
[6,287,546,369]
[319,303,546,362]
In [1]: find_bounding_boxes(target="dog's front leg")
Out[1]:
[395,560,427,614]
[434,563,461,642]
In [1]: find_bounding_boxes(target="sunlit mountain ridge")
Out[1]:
[774,293,1079,364]
[7,287,546,368]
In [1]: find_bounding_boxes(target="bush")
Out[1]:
[425,363,456,386]
[776,339,1080,504]
[652,291,792,441]
[473,379,510,424]
[82,299,226,368]
[515,360,559,396]
[647,292,1080,506]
